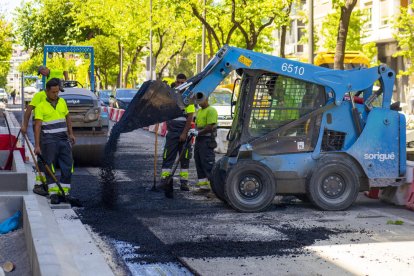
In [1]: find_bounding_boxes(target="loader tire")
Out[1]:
[225,160,276,212]
[307,157,359,211]
[210,158,227,202]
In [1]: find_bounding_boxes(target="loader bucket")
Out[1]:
[115,80,182,133]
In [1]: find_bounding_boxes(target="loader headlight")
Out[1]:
[84,108,100,122]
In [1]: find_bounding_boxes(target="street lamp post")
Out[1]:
[149,0,153,81]
[201,0,206,69]
[308,0,314,64]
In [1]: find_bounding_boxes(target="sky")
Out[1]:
[0,0,28,20]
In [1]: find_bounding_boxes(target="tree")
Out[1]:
[0,16,13,88]
[332,0,358,70]
[15,0,89,54]
[321,6,367,52]
[393,3,414,76]
[183,0,282,57]
[87,35,118,89]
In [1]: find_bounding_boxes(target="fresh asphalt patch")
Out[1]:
[70,129,377,272]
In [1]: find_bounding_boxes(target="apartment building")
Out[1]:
[276,0,410,101]
[6,45,31,93]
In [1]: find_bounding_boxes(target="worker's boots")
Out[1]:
[33,184,48,196]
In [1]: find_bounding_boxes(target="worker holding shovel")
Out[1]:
[33,78,76,204]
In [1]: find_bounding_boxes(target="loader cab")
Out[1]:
[227,70,327,156]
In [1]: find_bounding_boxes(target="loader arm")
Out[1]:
[177,45,394,109]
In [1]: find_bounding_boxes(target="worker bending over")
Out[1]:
[190,98,218,194]
[160,74,195,193]
[34,78,76,204]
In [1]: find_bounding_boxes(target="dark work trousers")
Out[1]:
[161,131,192,184]
[194,136,215,181]
[39,139,73,195]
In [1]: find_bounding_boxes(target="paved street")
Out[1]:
[70,128,414,276]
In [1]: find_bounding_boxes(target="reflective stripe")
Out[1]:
[51,164,55,173]
[163,149,167,159]
[48,183,58,189]
[71,163,74,173]
[42,119,65,125]
[161,169,171,179]
[42,121,67,130]
[173,117,187,121]
[60,183,71,189]
[185,149,189,159]
[179,171,189,180]
[197,178,210,187]
[43,127,68,133]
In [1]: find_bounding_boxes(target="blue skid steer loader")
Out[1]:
[113,45,406,212]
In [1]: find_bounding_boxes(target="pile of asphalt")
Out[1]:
[71,130,363,267]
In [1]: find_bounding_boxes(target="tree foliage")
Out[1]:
[393,3,414,76]
[0,16,13,88]
[321,7,367,52]
[13,0,296,86]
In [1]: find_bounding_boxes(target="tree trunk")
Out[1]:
[117,41,122,87]
[124,46,143,87]
[104,69,108,89]
[280,25,287,58]
[95,66,101,91]
[334,0,358,70]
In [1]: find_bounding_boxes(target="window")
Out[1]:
[364,2,373,29]
[380,0,390,26]
[248,73,325,138]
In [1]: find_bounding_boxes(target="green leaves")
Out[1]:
[393,3,414,76]
[0,15,13,88]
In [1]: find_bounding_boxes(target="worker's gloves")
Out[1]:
[188,129,198,137]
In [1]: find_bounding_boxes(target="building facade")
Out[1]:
[277,0,411,102]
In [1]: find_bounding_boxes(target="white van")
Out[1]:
[210,88,235,128]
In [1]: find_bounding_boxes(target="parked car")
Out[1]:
[111,88,138,110]
[24,86,38,105]
[0,88,7,103]
[210,88,235,128]
[97,89,113,106]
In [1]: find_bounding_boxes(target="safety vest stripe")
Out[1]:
[173,117,187,121]
[43,127,68,133]
[42,119,65,125]
[60,183,71,188]
[48,183,58,188]
[42,122,67,130]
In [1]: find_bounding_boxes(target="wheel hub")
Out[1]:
[322,175,345,198]
[239,176,260,198]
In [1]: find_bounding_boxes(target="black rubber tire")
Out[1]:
[225,160,276,212]
[210,158,227,202]
[307,157,360,211]
[407,141,414,148]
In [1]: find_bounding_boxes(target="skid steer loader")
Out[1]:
[113,45,406,212]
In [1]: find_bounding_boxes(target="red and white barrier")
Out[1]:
[148,122,168,136]
[106,107,125,123]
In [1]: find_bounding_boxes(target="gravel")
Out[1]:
[0,229,31,276]
[71,129,363,270]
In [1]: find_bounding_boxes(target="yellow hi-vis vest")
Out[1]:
[34,97,69,144]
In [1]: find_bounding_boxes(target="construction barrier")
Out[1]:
[148,123,168,136]
[105,107,125,123]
